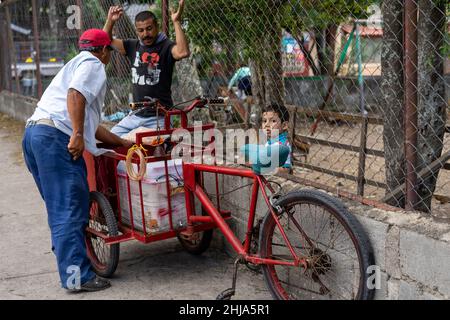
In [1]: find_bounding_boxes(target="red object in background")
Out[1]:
[84,150,96,192]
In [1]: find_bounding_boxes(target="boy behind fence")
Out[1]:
[261,104,292,174]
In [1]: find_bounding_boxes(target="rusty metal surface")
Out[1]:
[404,0,419,210]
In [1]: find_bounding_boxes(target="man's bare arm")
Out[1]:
[67,88,86,160]
[95,125,133,148]
[103,6,126,56]
[170,0,190,60]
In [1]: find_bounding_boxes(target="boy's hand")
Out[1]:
[107,6,123,23]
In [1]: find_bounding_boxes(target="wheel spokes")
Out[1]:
[267,201,362,300]
[87,200,111,267]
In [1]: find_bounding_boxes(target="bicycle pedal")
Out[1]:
[216,288,235,300]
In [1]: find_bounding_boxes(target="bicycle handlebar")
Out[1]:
[181,96,224,113]
[129,96,225,114]
[129,98,158,111]
[207,97,225,104]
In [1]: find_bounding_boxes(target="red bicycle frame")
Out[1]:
[182,162,306,268]
[86,97,307,269]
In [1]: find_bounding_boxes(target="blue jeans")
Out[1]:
[111,114,165,136]
[22,124,95,288]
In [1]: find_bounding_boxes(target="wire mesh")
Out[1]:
[0,0,448,215]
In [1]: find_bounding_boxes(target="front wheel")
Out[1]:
[259,190,375,300]
[85,191,120,278]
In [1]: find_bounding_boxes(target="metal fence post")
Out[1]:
[31,0,43,98]
[355,21,368,196]
[404,0,419,211]
[5,6,21,95]
[0,8,11,92]
[162,0,170,35]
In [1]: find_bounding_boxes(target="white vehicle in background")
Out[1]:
[9,23,64,96]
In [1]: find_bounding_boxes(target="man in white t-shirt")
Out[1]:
[22,29,131,292]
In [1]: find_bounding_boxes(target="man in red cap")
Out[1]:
[22,28,132,292]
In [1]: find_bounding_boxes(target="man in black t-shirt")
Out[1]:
[103,1,190,136]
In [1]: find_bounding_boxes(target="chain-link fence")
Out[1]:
[0,0,449,215]
[0,0,160,114]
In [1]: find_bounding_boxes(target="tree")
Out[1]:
[381,0,447,212]
[281,0,376,76]
[185,0,376,117]
[380,0,406,207]
[149,0,204,103]
[415,0,447,212]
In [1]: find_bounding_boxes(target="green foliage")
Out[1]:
[442,32,450,59]
[283,0,378,32]
[184,0,378,74]
[148,0,162,22]
[83,0,107,28]
[440,1,450,58]
[64,44,79,62]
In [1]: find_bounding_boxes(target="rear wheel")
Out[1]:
[177,207,213,255]
[259,190,375,300]
[86,191,120,278]
[177,228,213,255]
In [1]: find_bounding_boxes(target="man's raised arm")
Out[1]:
[103,6,126,56]
[170,0,190,60]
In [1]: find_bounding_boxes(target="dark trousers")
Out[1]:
[22,124,95,288]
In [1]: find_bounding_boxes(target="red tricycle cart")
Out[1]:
[84,97,375,300]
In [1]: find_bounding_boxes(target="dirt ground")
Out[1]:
[0,114,26,166]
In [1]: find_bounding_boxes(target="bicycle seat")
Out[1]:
[240,144,290,175]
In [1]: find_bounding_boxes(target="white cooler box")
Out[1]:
[117,159,188,233]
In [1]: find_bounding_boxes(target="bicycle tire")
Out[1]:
[85,191,120,278]
[259,189,375,300]
[177,207,213,255]
[177,228,213,255]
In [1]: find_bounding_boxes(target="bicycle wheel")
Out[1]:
[259,190,375,300]
[177,228,213,255]
[177,202,213,255]
[85,191,120,278]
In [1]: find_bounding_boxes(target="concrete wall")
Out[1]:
[205,171,450,300]
[0,90,37,122]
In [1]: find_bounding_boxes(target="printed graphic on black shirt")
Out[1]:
[132,51,161,86]
[124,38,175,112]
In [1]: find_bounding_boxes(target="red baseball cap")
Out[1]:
[78,29,112,50]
